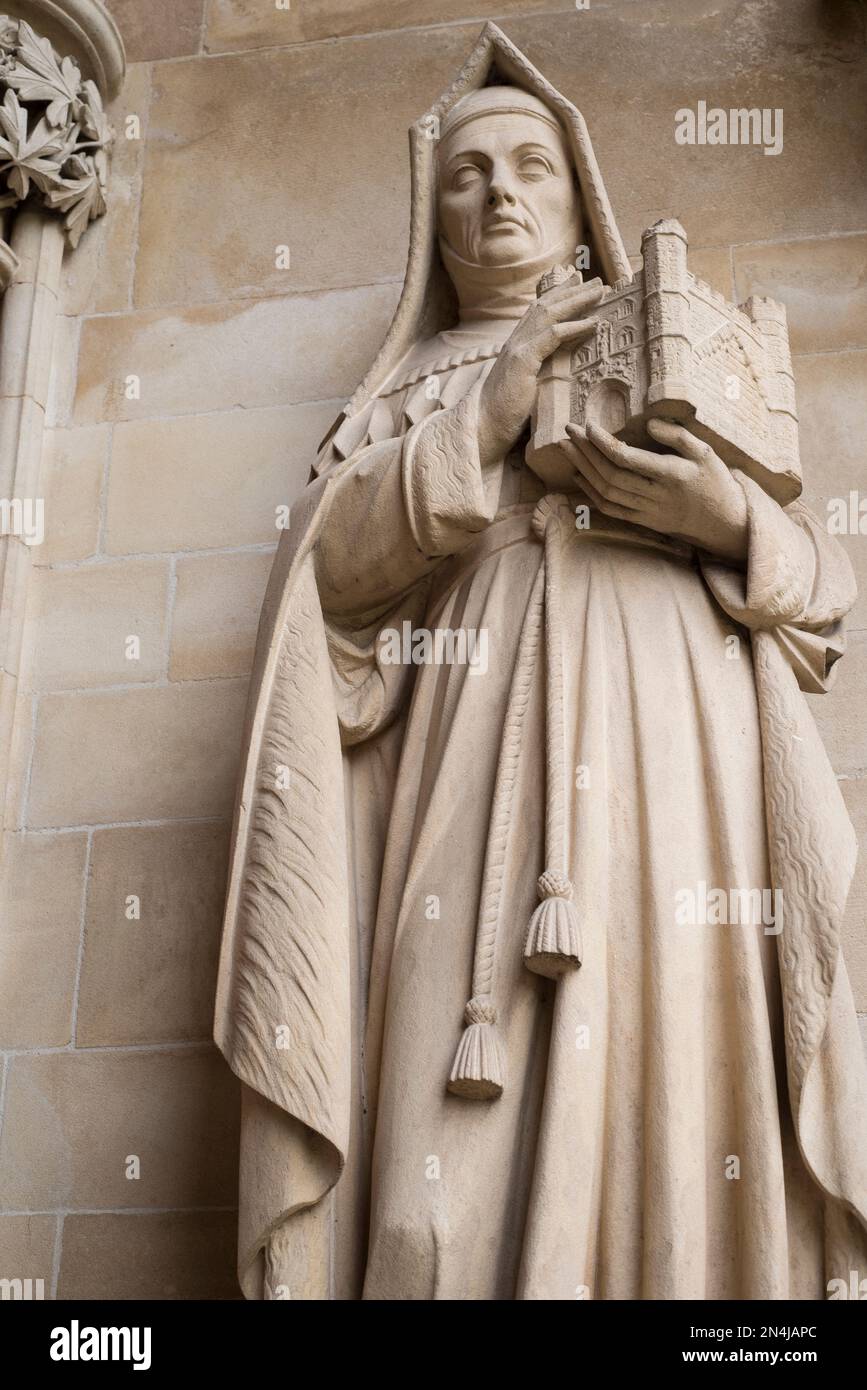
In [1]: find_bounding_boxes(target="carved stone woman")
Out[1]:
[215,25,867,1299]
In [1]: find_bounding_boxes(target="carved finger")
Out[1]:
[560,434,644,510]
[538,273,602,304]
[570,438,643,511]
[544,317,600,352]
[542,279,605,321]
[646,417,714,464]
[576,472,644,525]
[567,424,657,499]
[554,435,586,469]
[585,420,683,481]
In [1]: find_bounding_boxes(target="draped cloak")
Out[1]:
[214,23,867,1299]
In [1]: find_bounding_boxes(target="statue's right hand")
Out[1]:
[476,276,604,467]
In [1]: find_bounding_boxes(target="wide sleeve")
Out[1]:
[315,382,501,617]
[700,471,857,694]
[313,382,503,743]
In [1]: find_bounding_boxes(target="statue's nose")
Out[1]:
[487,186,517,207]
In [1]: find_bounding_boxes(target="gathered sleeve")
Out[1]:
[701,471,857,693]
[314,383,501,617]
[312,383,503,743]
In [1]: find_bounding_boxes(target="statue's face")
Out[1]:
[437,110,581,267]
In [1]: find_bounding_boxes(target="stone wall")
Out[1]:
[0,0,865,1298]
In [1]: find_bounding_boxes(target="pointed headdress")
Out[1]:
[319,22,630,461]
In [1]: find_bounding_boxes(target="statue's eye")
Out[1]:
[518,155,554,179]
[451,163,484,191]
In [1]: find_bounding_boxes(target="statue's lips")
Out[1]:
[482,218,527,234]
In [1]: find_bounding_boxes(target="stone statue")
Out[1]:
[215,24,867,1300]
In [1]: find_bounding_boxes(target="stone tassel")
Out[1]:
[448,565,545,1100]
[524,868,582,978]
[448,995,505,1099]
[524,498,582,979]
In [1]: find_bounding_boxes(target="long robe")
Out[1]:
[216,323,867,1300]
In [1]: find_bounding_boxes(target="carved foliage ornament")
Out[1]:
[0,16,112,245]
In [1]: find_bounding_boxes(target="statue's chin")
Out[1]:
[438,231,578,319]
[473,231,538,266]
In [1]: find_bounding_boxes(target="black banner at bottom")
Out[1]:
[3,1296,867,1376]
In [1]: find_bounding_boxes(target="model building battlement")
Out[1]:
[527,219,801,505]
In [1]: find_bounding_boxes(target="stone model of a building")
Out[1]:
[528,219,801,506]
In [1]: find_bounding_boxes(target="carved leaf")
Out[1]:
[0,19,18,53]
[41,151,106,248]
[5,20,82,127]
[78,79,111,146]
[0,18,113,243]
[0,88,73,201]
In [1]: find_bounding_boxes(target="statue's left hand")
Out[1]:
[561,417,749,564]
